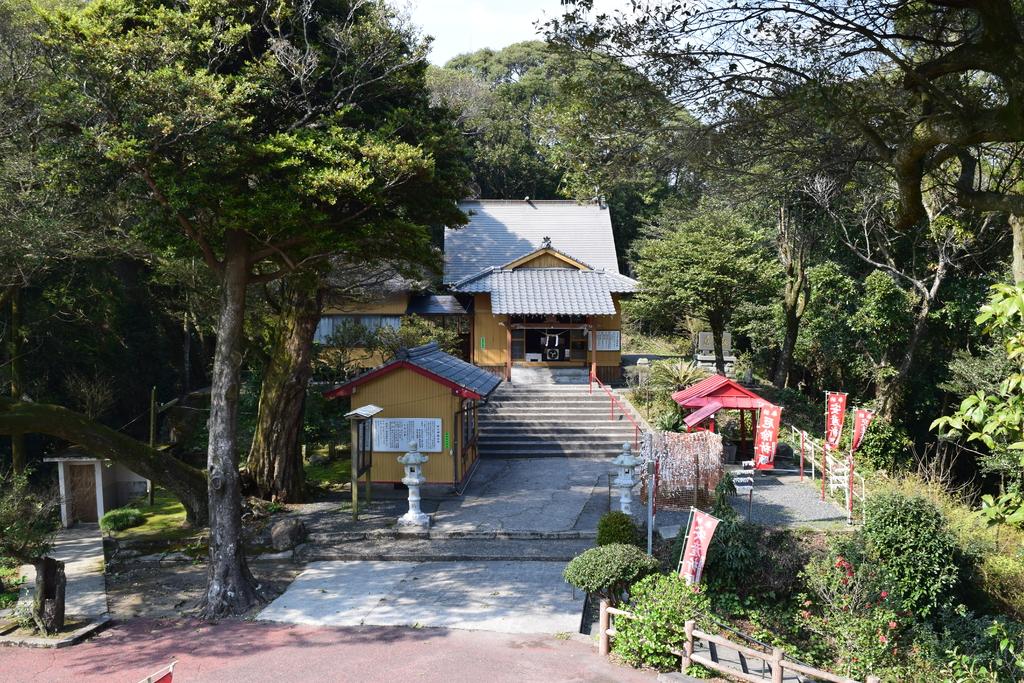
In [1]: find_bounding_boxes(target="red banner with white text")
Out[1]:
[825,392,847,451]
[851,408,875,452]
[753,403,783,470]
[678,509,720,585]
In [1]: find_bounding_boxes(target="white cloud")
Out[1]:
[407,0,633,65]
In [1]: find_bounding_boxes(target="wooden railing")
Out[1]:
[598,600,880,683]
[789,426,866,524]
[589,371,642,449]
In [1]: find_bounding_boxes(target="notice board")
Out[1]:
[588,330,621,351]
[372,418,443,452]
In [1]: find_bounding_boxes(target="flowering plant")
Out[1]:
[798,541,906,678]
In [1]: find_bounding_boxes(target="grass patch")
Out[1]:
[0,562,23,609]
[110,488,192,544]
[100,507,145,532]
[305,445,352,487]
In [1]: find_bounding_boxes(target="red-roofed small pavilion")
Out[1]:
[671,375,768,456]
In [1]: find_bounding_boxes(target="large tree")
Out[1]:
[630,202,778,373]
[549,0,1024,279]
[41,0,467,618]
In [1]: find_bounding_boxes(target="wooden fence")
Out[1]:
[598,600,880,683]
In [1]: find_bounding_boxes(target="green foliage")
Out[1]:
[934,284,1024,507]
[855,417,913,473]
[596,511,642,547]
[863,492,961,618]
[302,387,348,446]
[629,201,778,340]
[375,315,464,360]
[943,618,1024,683]
[612,573,712,671]
[0,470,58,563]
[562,543,659,603]
[99,507,145,532]
[975,555,1024,621]
[798,535,909,679]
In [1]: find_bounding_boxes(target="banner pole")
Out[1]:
[847,433,855,525]
[677,505,695,576]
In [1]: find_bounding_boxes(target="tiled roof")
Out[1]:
[325,342,501,400]
[453,268,637,316]
[398,342,501,397]
[444,200,620,283]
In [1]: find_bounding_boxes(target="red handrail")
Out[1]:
[590,371,642,448]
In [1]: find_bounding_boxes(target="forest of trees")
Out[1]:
[1,0,1023,659]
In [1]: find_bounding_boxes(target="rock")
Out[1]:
[307,452,328,466]
[270,519,307,551]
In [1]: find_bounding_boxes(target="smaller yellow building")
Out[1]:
[324,341,501,487]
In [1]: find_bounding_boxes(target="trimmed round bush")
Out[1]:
[597,511,641,547]
[563,543,659,603]
[100,507,145,532]
[863,492,960,618]
[612,573,712,670]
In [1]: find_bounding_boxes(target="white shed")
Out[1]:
[44,448,150,527]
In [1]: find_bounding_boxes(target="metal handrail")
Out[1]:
[589,371,642,448]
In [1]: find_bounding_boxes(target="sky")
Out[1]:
[407,0,632,65]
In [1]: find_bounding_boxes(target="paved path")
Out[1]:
[258,560,583,634]
[656,470,846,535]
[19,525,107,617]
[0,618,655,683]
[432,458,610,533]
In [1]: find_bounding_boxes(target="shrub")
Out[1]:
[100,507,145,532]
[863,492,961,618]
[563,544,659,603]
[976,555,1024,620]
[612,573,712,670]
[856,418,913,473]
[597,511,641,547]
[798,536,909,679]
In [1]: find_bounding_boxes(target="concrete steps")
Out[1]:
[478,382,643,459]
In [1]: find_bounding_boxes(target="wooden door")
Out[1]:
[69,464,98,523]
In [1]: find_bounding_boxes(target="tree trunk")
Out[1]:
[773,257,809,389]
[0,397,208,524]
[247,277,323,502]
[32,557,65,635]
[1011,213,1024,285]
[7,286,26,473]
[201,230,262,619]
[877,299,931,420]
[709,315,726,375]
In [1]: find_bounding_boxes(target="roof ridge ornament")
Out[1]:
[541,235,551,248]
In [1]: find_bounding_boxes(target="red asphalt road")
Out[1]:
[0,619,656,683]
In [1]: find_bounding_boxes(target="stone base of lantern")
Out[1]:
[397,510,431,527]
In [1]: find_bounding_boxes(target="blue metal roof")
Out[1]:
[405,294,467,316]
[397,342,501,397]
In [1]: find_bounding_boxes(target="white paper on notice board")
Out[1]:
[372,418,443,452]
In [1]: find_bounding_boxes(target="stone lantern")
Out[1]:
[611,442,640,515]
[397,440,430,527]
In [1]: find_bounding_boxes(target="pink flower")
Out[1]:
[880,591,888,598]
[888,621,897,630]
[879,634,888,644]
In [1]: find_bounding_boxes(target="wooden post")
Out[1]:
[505,322,512,382]
[589,323,597,385]
[351,421,359,522]
[148,386,157,506]
[598,599,610,656]
[770,646,784,683]
[682,619,695,670]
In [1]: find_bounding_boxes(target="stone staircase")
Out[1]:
[478,382,642,459]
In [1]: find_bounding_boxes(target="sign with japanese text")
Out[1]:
[372,418,443,453]
[824,392,847,451]
[851,408,875,452]
[753,403,783,470]
[678,509,720,585]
